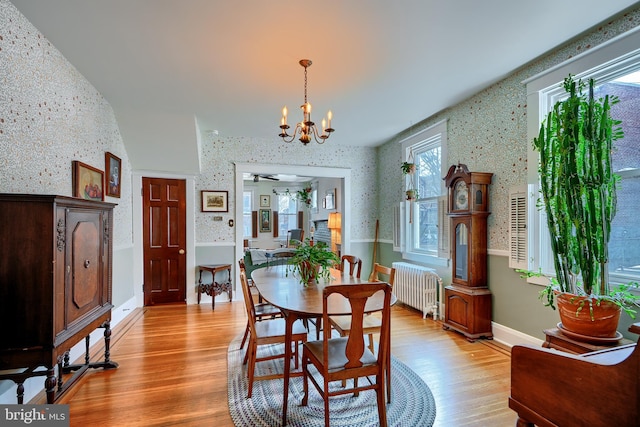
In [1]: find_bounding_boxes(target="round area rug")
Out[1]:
[227,337,436,427]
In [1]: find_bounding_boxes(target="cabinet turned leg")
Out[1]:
[100,320,118,369]
[45,367,56,404]
[57,354,65,391]
[516,416,534,427]
[16,382,24,404]
[85,335,91,364]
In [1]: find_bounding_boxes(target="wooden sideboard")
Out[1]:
[510,323,640,426]
[0,194,118,403]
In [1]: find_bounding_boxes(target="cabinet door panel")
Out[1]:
[66,209,103,328]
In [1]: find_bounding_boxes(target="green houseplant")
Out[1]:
[289,238,339,286]
[401,161,416,174]
[529,74,639,338]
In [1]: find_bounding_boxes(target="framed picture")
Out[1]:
[324,188,336,210]
[105,152,122,198]
[259,194,271,208]
[201,190,229,212]
[259,209,271,233]
[72,161,104,201]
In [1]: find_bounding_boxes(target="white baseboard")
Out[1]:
[491,322,543,349]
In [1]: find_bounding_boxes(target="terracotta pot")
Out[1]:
[298,261,319,286]
[556,293,621,338]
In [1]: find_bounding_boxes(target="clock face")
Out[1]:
[454,181,469,210]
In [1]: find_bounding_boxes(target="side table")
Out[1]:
[543,327,633,354]
[197,264,232,310]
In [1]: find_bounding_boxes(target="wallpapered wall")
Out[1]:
[0,0,133,249]
[195,135,378,243]
[378,6,640,253]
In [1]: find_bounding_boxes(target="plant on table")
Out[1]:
[289,238,339,286]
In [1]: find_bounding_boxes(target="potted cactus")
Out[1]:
[526,74,639,339]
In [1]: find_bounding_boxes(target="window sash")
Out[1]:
[400,119,448,265]
[527,50,640,285]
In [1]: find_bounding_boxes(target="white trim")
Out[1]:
[488,248,509,257]
[523,25,640,89]
[398,118,448,144]
[491,322,544,349]
[402,251,449,267]
[234,163,352,291]
[197,242,235,247]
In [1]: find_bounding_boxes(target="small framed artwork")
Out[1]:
[259,209,271,233]
[324,188,336,210]
[72,160,104,201]
[105,152,122,198]
[201,190,229,212]
[259,194,271,208]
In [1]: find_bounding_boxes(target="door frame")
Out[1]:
[234,162,352,292]
[132,171,197,307]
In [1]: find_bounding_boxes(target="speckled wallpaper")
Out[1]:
[379,7,640,252]
[0,0,133,248]
[195,134,378,243]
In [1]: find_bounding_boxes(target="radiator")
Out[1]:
[392,262,443,320]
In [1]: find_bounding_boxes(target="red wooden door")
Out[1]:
[142,177,187,305]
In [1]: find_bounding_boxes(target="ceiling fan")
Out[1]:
[253,174,280,182]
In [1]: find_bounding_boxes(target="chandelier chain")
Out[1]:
[304,65,308,105]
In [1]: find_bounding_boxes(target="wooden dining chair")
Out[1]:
[328,262,396,402]
[340,254,362,278]
[309,254,363,342]
[238,259,282,350]
[239,270,308,398]
[301,282,392,427]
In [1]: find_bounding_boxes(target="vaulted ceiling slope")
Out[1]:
[10,0,640,167]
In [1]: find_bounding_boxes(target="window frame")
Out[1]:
[524,27,640,286]
[242,189,253,238]
[400,119,448,266]
[275,188,300,239]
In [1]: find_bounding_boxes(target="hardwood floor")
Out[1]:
[54,302,518,426]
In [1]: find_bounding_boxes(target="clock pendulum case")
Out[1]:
[442,164,493,341]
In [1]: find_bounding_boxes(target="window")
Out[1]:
[276,191,299,238]
[401,119,448,265]
[242,191,252,238]
[525,30,640,285]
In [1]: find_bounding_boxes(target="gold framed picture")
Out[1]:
[259,209,271,232]
[72,161,104,201]
[105,152,121,198]
[201,190,228,212]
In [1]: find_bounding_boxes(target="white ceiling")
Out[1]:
[9,0,640,151]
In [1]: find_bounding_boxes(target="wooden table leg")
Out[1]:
[281,309,298,427]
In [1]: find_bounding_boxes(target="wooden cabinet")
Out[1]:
[442,285,492,340]
[0,194,118,403]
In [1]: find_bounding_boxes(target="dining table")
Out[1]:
[251,264,396,426]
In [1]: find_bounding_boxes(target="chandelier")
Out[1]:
[279,59,334,145]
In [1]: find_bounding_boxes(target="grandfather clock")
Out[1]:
[442,164,493,341]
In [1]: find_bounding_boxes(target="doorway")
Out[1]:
[142,177,187,305]
[234,162,351,287]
